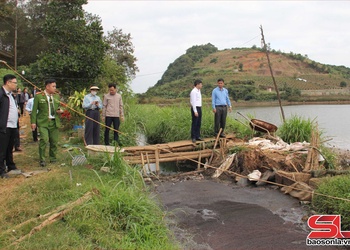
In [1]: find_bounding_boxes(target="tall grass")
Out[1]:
[312,175,350,230]
[0,151,178,249]
[277,115,337,168]
[130,103,250,144]
[277,115,316,143]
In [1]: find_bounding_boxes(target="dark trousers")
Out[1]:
[14,127,20,149]
[84,110,100,145]
[191,107,202,139]
[0,128,17,174]
[29,113,38,141]
[214,106,227,135]
[32,127,38,142]
[19,103,24,115]
[104,117,120,145]
[13,120,20,149]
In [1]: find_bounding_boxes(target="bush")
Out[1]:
[277,115,315,143]
[312,175,350,230]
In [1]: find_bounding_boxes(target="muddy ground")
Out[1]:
[153,177,337,250]
[151,144,350,250]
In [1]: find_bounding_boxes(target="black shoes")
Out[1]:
[192,138,196,143]
[219,133,226,138]
[1,173,9,179]
[196,138,204,141]
[14,147,23,152]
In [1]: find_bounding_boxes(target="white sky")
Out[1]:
[83,1,350,94]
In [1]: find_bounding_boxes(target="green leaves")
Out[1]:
[29,0,106,94]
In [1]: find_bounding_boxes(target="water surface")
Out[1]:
[231,104,350,150]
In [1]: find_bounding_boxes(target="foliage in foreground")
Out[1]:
[0,151,177,250]
[312,175,350,230]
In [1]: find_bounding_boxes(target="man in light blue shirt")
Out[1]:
[211,78,232,138]
[82,86,103,145]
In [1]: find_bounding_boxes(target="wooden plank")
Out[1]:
[124,150,212,164]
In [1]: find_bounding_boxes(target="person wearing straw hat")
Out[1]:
[82,86,102,145]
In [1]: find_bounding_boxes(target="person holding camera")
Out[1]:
[82,86,103,145]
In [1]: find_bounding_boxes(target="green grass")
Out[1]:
[130,103,251,144]
[312,175,350,230]
[277,115,315,143]
[0,151,178,249]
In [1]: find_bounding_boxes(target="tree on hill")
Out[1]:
[154,43,218,86]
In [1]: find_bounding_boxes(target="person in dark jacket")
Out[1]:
[0,74,20,178]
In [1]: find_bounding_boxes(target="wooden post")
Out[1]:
[146,152,151,172]
[141,152,147,175]
[155,147,160,174]
[197,152,202,170]
[209,128,222,164]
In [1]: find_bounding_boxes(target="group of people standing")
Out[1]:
[190,78,232,143]
[1,74,228,178]
[83,83,124,146]
[0,75,125,178]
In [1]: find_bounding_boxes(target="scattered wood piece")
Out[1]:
[10,189,99,246]
[209,128,222,164]
[212,153,236,178]
[304,126,320,171]
[281,181,313,201]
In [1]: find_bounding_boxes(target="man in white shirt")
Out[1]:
[190,79,203,143]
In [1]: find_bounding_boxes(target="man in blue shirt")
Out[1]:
[82,86,103,145]
[211,78,232,138]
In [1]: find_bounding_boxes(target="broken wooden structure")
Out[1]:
[86,135,240,173]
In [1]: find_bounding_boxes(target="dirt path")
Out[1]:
[154,178,334,250]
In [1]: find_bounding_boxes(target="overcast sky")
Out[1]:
[83,1,350,94]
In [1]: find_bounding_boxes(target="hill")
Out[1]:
[142,46,350,102]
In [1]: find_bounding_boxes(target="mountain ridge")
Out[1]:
[142,46,350,102]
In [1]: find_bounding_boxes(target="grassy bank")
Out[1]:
[0,114,178,249]
[0,153,178,249]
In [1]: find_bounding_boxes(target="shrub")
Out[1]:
[277,115,316,143]
[312,175,350,230]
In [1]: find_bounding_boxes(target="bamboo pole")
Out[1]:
[141,152,147,175]
[260,25,285,122]
[11,190,98,246]
[209,128,222,164]
[155,147,160,173]
[197,152,202,170]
